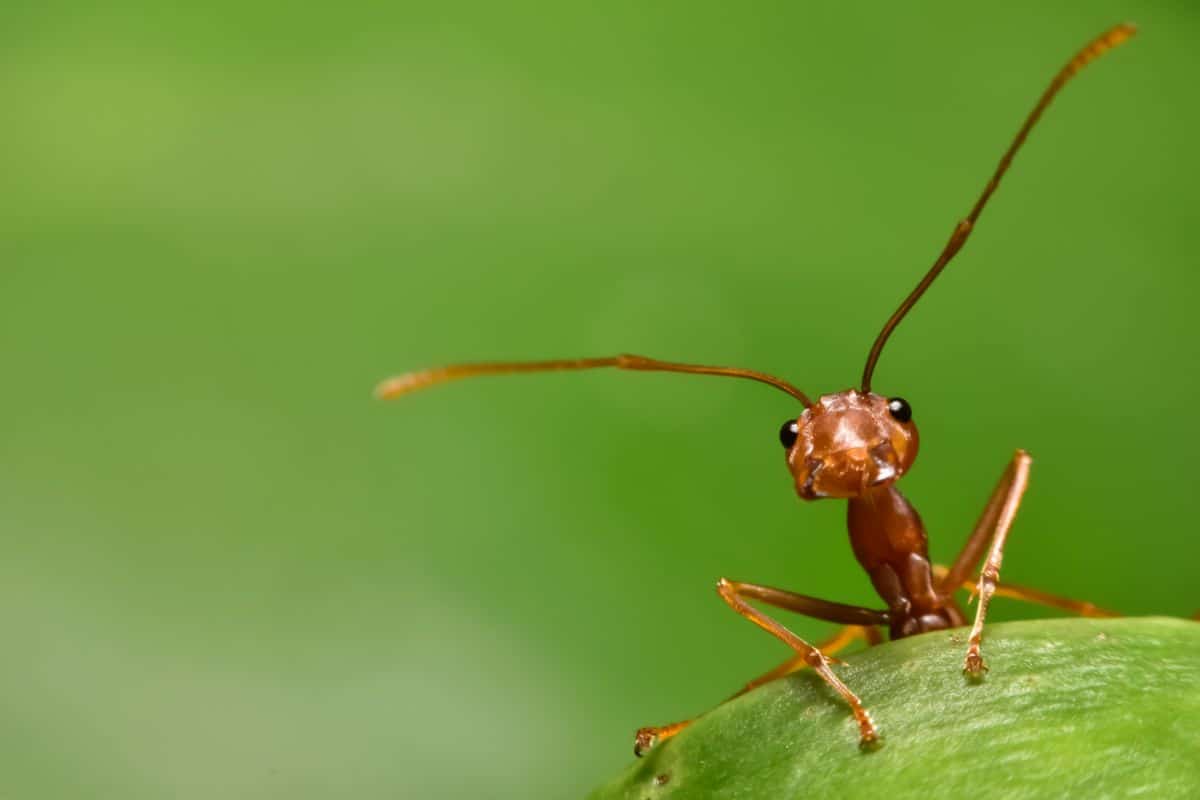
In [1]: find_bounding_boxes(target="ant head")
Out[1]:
[779,390,918,500]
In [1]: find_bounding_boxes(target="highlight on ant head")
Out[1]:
[779,390,918,500]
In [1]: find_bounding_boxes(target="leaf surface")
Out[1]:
[589,617,1200,800]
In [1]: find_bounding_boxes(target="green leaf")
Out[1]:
[588,617,1200,799]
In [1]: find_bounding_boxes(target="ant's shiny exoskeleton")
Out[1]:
[377,24,1135,751]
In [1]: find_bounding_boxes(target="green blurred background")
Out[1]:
[2,2,1196,798]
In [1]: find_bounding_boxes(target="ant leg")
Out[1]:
[940,450,1032,677]
[634,587,887,755]
[934,564,1119,618]
[734,624,879,691]
[715,579,887,746]
[939,451,1028,595]
[633,624,876,756]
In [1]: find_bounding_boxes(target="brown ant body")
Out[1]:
[377,24,1135,751]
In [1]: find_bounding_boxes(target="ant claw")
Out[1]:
[857,718,883,751]
[633,728,658,757]
[962,650,989,680]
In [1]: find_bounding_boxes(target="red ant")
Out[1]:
[376,24,1135,751]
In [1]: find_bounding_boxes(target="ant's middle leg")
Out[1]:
[633,623,881,756]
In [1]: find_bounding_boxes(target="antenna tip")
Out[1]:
[375,373,420,400]
[1109,22,1138,44]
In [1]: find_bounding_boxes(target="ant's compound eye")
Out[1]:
[887,397,912,423]
[779,419,800,449]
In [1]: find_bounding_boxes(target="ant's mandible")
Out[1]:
[376,24,1135,751]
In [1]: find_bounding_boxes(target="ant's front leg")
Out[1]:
[634,623,881,756]
[940,450,1032,677]
[714,579,888,747]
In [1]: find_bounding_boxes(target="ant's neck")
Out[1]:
[846,485,928,567]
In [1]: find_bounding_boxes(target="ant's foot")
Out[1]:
[963,647,989,680]
[633,727,658,757]
[854,710,882,751]
[633,720,690,757]
[858,729,883,752]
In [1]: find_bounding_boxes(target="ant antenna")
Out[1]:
[860,23,1136,393]
[376,353,814,407]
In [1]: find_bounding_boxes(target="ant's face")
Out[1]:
[779,390,918,500]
